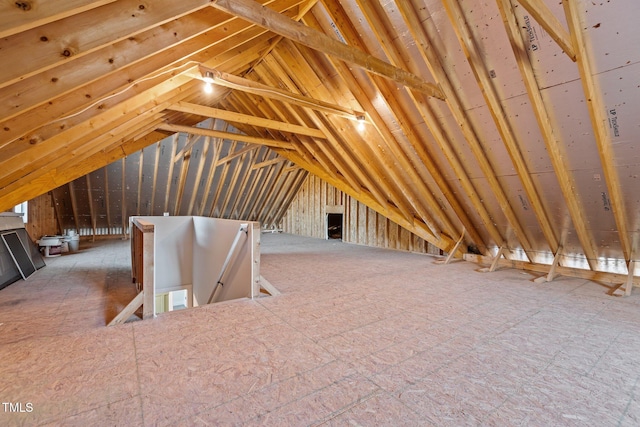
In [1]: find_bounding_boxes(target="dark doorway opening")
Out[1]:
[327,213,343,240]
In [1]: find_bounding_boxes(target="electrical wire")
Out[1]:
[50,60,201,125]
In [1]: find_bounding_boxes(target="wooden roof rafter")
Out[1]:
[209,0,444,100]
[136,147,145,216]
[516,0,577,61]
[233,147,273,220]
[259,159,300,222]
[252,157,286,170]
[186,132,213,216]
[220,95,308,159]
[226,150,260,219]
[0,5,232,127]
[257,33,400,217]
[167,101,326,139]
[259,161,297,225]
[86,174,97,241]
[218,146,253,218]
[149,141,162,216]
[172,132,198,216]
[353,0,490,253]
[219,61,406,227]
[0,0,117,39]
[309,3,456,243]
[266,167,308,227]
[395,0,535,261]
[223,91,347,189]
[103,167,112,233]
[242,0,320,77]
[562,0,632,263]
[0,0,214,90]
[246,153,287,221]
[250,54,373,197]
[157,123,293,149]
[199,68,366,121]
[495,0,600,270]
[197,123,226,216]
[216,144,260,166]
[326,0,488,252]
[257,44,418,224]
[207,139,239,218]
[442,0,559,254]
[163,134,179,214]
[68,181,81,235]
[222,69,369,201]
[0,0,303,149]
[0,74,200,212]
[0,72,197,188]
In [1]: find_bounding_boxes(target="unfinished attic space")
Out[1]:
[1,0,640,425]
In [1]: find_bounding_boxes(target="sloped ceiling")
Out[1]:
[0,0,639,274]
[50,120,308,234]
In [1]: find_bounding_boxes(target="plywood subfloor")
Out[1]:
[1,234,639,426]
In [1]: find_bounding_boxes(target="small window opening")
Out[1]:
[327,213,343,240]
[14,201,28,224]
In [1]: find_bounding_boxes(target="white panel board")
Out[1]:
[136,216,194,293]
[581,0,640,74]
[541,79,602,171]
[192,217,257,306]
[502,94,555,174]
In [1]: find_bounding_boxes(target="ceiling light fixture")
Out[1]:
[202,70,215,94]
[356,114,366,132]
[202,71,215,84]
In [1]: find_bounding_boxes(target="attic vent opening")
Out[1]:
[327,213,343,240]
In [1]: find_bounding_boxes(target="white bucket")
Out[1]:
[67,235,80,252]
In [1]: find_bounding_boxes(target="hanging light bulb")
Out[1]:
[201,70,215,94]
[356,114,366,132]
[202,71,215,84]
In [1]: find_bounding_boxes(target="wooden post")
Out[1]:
[442,228,465,265]
[546,246,563,282]
[121,158,127,239]
[111,218,154,324]
[626,259,636,296]
[139,220,155,319]
[489,245,507,272]
[86,175,97,242]
[251,222,261,298]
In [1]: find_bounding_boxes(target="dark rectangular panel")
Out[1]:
[1,232,36,280]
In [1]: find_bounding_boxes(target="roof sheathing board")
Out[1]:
[597,63,640,242]
[581,0,640,75]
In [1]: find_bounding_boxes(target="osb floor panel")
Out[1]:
[1,233,639,426]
